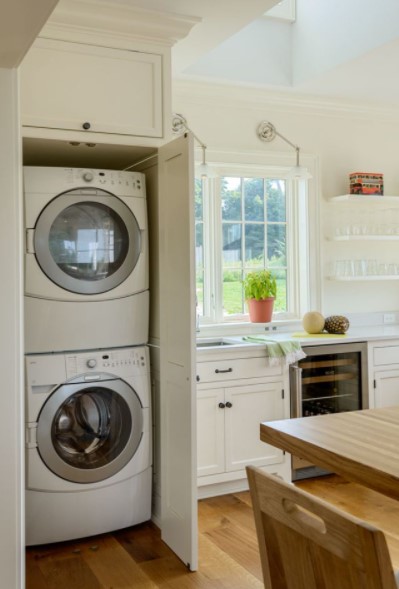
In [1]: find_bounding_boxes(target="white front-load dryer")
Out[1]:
[24,167,149,353]
[25,346,152,545]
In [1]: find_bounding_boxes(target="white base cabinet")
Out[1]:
[196,353,290,498]
[374,370,399,407]
[369,341,399,408]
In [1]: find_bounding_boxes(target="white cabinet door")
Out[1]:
[224,382,285,473]
[374,370,399,407]
[158,134,197,571]
[197,389,225,477]
[20,38,163,138]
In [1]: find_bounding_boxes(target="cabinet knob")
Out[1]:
[218,402,226,409]
[196,375,200,382]
[82,122,91,130]
[225,401,233,408]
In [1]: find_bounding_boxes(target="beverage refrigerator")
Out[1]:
[289,341,369,480]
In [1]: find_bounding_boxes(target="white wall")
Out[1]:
[173,80,399,317]
[0,68,24,588]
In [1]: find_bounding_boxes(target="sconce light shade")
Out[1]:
[286,164,312,181]
[257,120,312,180]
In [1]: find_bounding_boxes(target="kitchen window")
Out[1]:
[196,161,315,326]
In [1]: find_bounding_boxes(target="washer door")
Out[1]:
[34,188,141,294]
[36,378,143,484]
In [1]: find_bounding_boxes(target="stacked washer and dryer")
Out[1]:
[24,167,152,545]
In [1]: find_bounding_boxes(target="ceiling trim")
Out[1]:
[41,0,200,48]
[173,79,399,121]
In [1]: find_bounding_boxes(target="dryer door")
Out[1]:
[36,377,143,483]
[33,188,141,294]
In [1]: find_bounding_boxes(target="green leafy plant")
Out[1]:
[243,269,277,300]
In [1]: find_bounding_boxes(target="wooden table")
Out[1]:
[260,406,399,501]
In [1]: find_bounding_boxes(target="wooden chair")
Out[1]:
[246,466,399,589]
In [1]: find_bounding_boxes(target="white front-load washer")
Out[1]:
[25,346,152,546]
[24,166,149,353]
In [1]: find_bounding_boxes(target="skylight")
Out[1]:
[264,0,296,22]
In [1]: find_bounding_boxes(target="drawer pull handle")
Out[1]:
[218,402,226,409]
[215,368,233,374]
[225,401,233,408]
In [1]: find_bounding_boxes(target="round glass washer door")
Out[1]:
[34,188,142,295]
[36,378,143,484]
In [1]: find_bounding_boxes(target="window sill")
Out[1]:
[197,318,303,339]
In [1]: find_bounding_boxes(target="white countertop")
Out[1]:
[196,325,399,356]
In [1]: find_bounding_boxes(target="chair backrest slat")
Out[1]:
[246,466,397,589]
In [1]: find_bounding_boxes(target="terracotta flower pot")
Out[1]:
[247,297,275,323]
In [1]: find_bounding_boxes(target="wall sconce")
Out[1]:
[172,113,215,178]
[257,121,312,180]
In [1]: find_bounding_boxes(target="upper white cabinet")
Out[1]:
[18,0,199,144]
[20,39,163,138]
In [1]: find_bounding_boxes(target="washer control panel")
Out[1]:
[66,346,148,379]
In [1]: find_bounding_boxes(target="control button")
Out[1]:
[83,172,94,182]
[87,359,97,368]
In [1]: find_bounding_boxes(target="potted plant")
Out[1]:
[243,269,277,323]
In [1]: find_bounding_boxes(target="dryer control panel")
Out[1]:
[24,166,146,198]
[65,346,148,379]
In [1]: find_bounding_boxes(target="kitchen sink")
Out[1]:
[196,338,237,348]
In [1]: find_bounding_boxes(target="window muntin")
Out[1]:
[195,163,310,325]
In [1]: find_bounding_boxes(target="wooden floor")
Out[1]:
[26,475,399,588]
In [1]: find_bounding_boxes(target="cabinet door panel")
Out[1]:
[374,370,399,407]
[224,382,284,472]
[20,39,163,138]
[197,389,225,477]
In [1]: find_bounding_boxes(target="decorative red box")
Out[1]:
[349,172,383,195]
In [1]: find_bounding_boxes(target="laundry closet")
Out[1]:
[20,0,199,571]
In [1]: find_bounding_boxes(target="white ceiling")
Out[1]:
[4,0,399,105]
[141,0,399,106]
[168,0,399,106]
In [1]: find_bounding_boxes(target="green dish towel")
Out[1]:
[243,336,306,366]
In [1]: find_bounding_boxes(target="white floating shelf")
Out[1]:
[329,195,399,203]
[328,235,399,241]
[328,275,399,281]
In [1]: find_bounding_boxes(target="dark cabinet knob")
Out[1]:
[196,375,200,382]
[225,401,233,408]
[82,122,91,130]
[218,402,226,409]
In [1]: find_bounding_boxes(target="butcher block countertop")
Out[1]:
[260,406,399,501]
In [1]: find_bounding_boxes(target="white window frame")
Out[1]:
[195,150,320,331]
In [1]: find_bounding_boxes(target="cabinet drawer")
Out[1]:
[373,346,399,366]
[196,357,282,383]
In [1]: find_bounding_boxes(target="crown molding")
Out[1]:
[40,0,200,48]
[173,78,399,122]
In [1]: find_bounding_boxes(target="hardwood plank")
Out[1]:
[25,551,50,589]
[83,535,157,589]
[116,521,172,563]
[34,552,101,589]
